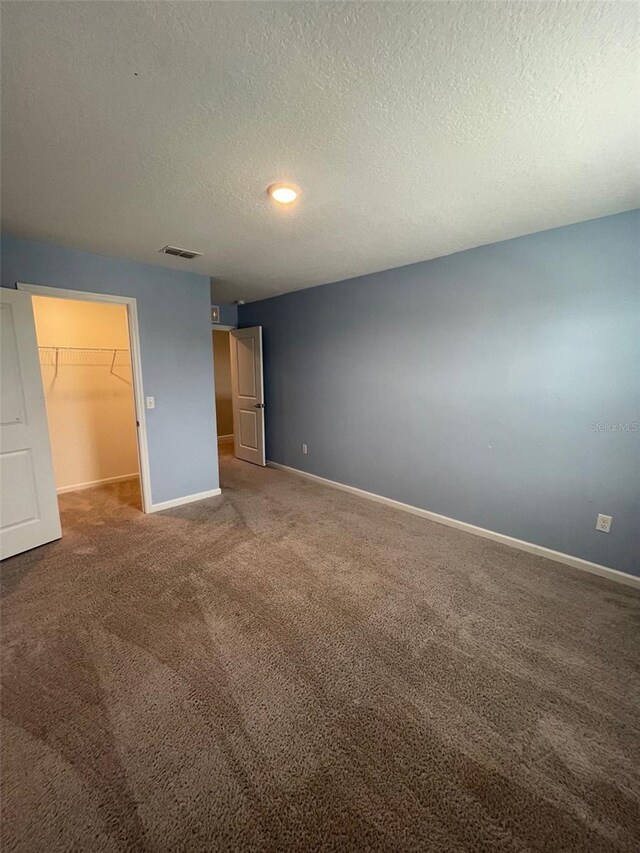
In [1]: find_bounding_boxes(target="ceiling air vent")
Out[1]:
[159,245,202,260]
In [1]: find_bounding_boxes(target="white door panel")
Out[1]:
[0,289,61,559]
[236,336,257,397]
[230,327,265,466]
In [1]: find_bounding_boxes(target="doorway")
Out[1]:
[31,294,142,526]
[212,329,234,463]
[212,325,266,471]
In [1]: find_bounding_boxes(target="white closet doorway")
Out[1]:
[18,283,152,522]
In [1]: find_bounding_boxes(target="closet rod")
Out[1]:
[38,346,129,378]
[37,346,128,352]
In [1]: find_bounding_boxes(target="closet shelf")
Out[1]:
[38,346,130,377]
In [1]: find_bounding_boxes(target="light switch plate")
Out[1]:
[146,396,155,410]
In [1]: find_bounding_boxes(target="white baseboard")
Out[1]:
[57,473,138,495]
[149,488,222,513]
[267,462,639,589]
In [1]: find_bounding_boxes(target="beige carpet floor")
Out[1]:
[1,443,639,852]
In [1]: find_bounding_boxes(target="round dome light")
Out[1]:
[267,183,300,205]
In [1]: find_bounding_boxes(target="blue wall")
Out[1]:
[1,235,218,505]
[241,211,640,576]
[213,302,238,327]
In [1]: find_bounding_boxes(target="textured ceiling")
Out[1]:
[2,1,638,303]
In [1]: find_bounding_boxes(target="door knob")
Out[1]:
[254,403,265,409]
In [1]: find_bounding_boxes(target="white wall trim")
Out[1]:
[212,324,236,331]
[57,473,138,495]
[17,281,153,514]
[149,488,221,513]
[267,462,640,589]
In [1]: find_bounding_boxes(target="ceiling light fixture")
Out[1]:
[267,182,300,205]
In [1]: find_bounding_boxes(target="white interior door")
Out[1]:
[230,326,265,466]
[1,289,61,559]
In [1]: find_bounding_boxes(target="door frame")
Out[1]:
[17,282,153,514]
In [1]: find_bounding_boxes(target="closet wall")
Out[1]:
[32,296,139,492]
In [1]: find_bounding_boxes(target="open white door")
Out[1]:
[230,326,265,466]
[1,289,61,559]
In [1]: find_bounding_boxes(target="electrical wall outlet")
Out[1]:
[596,513,612,533]
[146,396,155,410]
[302,443,308,454]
